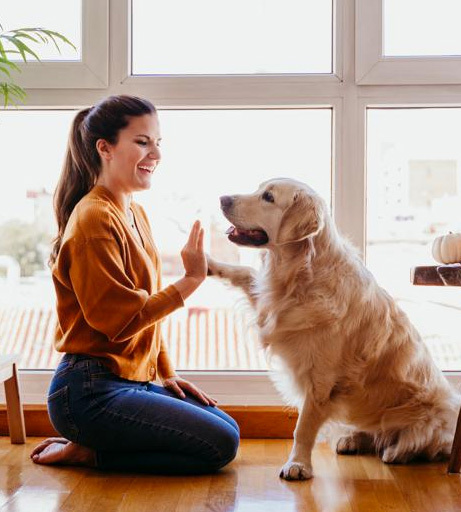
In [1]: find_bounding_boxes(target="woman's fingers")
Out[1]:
[198,228,204,252]
[180,381,217,406]
[166,380,186,399]
[187,220,201,248]
[164,378,217,407]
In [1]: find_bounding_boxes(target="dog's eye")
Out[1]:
[262,191,275,203]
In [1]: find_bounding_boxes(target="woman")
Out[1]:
[30,95,240,473]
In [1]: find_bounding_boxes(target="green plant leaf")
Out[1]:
[0,81,27,107]
[0,57,20,73]
[10,31,41,44]
[0,35,41,62]
[0,24,76,108]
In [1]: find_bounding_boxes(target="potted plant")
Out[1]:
[0,22,75,107]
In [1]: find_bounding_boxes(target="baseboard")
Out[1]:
[0,405,297,439]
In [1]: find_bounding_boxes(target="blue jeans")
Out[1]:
[47,353,240,474]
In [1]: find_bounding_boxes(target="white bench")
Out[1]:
[0,355,26,444]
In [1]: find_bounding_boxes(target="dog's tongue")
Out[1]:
[225,225,268,245]
[226,226,261,236]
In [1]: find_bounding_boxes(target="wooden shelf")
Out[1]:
[411,264,461,286]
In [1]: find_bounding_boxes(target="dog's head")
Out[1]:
[220,178,326,248]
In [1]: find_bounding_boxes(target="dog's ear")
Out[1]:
[277,190,325,244]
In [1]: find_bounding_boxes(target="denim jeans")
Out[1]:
[47,353,240,474]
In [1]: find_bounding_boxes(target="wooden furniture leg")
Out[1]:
[1,356,26,444]
[448,407,461,473]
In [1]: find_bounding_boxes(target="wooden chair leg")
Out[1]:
[3,363,26,444]
[448,407,461,473]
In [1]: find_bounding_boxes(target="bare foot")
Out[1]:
[30,437,96,467]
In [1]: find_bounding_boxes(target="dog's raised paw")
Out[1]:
[205,254,216,276]
[279,461,313,481]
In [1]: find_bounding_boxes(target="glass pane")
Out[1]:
[367,108,461,371]
[0,111,76,370]
[132,0,332,74]
[2,0,81,61]
[139,109,332,369]
[384,0,461,57]
[0,109,331,371]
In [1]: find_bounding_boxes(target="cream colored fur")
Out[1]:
[207,178,460,481]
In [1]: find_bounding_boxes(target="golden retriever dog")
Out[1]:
[207,177,460,481]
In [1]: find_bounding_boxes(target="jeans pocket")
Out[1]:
[47,386,79,442]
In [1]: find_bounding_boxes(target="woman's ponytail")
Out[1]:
[50,108,98,265]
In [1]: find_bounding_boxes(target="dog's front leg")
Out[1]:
[280,400,330,481]
[206,255,258,306]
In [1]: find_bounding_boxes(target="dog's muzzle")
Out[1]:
[220,195,234,213]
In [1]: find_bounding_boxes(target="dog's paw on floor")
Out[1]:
[336,435,360,455]
[279,461,313,481]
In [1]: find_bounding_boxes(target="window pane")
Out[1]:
[367,108,461,371]
[132,0,332,74]
[2,0,81,61]
[0,111,75,370]
[384,0,461,57]
[0,109,331,371]
[138,109,332,369]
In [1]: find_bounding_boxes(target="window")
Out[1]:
[384,0,461,57]
[356,0,461,84]
[3,0,82,61]
[139,108,332,370]
[367,108,461,371]
[0,110,75,371]
[131,0,333,75]
[1,0,108,88]
[0,108,332,372]
[2,0,461,405]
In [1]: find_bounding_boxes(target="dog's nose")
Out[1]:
[220,195,233,211]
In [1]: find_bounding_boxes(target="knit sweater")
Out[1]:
[52,185,184,381]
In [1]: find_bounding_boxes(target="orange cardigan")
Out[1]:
[52,185,184,381]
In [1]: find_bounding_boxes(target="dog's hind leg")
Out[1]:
[336,431,375,455]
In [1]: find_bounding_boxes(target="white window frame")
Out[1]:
[5,0,461,405]
[356,0,461,85]
[12,0,109,89]
[110,0,343,104]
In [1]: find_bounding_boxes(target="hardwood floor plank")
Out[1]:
[1,437,460,512]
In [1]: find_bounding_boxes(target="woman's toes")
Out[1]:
[30,437,68,458]
[31,441,96,467]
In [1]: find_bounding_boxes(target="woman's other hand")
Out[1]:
[162,375,218,407]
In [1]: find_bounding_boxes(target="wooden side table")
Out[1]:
[0,354,26,444]
[412,263,461,473]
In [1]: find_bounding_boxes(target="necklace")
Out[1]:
[126,208,136,230]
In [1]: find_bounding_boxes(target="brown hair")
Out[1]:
[50,95,157,265]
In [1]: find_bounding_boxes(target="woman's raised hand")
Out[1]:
[180,220,207,284]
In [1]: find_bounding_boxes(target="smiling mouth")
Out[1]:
[138,165,155,174]
[225,225,269,246]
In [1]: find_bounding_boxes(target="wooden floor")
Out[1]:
[1,437,461,512]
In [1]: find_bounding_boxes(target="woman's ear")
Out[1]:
[96,139,112,161]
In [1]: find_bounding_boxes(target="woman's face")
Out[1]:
[99,112,162,194]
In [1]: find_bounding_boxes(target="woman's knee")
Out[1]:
[210,424,240,469]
